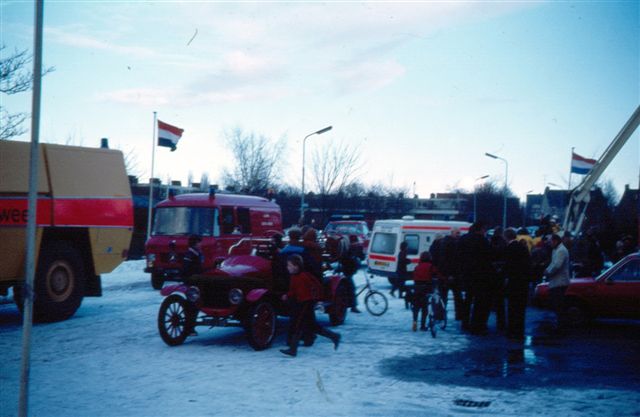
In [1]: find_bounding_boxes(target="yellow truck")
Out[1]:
[0,141,133,322]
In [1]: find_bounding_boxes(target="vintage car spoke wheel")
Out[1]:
[247,301,276,351]
[364,290,388,316]
[158,295,193,346]
[329,283,349,326]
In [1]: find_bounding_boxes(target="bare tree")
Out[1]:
[200,172,210,191]
[221,127,286,194]
[123,147,144,179]
[0,45,54,140]
[311,139,363,195]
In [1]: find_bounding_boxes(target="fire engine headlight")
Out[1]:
[186,287,200,303]
[147,254,156,268]
[228,288,244,305]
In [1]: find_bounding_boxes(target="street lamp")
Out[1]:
[473,174,490,223]
[485,152,509,229]
[300,125,332,224]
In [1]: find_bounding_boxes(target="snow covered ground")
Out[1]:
[1,261,639,417]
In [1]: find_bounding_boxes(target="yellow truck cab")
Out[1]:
[0,141,133,322]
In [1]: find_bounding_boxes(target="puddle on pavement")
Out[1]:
[380,330,640,390]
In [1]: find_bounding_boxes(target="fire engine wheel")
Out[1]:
[16,243,85,323]
[329,283,349,326]
[246,301,276,351]
[157,295,195,346]
[151,273,164,290]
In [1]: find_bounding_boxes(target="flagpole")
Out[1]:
[568,147,574,190]
[147,111,157,241]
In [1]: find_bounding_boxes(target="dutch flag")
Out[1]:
[157,120,184,152]
[571,152,596,175]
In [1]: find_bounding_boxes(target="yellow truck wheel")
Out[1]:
[21,243,85,322]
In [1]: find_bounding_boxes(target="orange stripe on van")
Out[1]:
[368,254,396,262]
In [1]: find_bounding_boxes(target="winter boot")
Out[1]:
[412,321,417,332]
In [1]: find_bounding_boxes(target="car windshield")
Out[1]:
[152,207,218,237]
[326,223,363,235]
[370,232,397,255]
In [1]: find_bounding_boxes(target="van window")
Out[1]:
[404,234,419,255]
[152,207,217,237]
[237,207,251,234]
[220,206,235,234]
[370,232,397,255]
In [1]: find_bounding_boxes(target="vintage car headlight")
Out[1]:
[228,288,244,305]
[186,287,200,303]
[146,253,156,268]
[314,302,325,313]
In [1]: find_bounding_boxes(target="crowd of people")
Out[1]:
[180,219,636,353]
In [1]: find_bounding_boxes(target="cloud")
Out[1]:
[45,27,160,59]
[334,60,406,94]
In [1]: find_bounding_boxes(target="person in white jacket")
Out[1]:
[544,234,571,329]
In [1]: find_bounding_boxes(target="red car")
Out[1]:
[533,252,640,325]
[323,219,371,260]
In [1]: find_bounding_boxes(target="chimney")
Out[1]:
[100,138,109,149]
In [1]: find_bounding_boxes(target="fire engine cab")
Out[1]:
[144,189,282,289]
[367,217,470,282]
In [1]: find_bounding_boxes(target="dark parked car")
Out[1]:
[533,252,640,325]
[323,218,370,260]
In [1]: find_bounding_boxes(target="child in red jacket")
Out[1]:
[411,251,438,331]
[281,254,340,357]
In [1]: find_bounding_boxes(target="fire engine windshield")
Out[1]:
[152,207,218,237]
[370,232,396,255]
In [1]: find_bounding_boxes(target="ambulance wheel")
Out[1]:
[15,243,85,323]
[151,273,164,290]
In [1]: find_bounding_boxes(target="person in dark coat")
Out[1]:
[280,255,340,357]
[489,227,507,332]
[337,237,361,313]
[182,235,203,278]
[392,241,411,298]
[440,228,462,318]
[503,228,532,341]
[460,222,494,335]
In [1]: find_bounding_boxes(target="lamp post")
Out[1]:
[485,152,508,229]
[300,125,332,225]
[473,174,490,223]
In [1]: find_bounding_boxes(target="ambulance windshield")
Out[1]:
[370,232,396,255]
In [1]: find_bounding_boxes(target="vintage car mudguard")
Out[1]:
[326,273,344,296]
[160,283,190,297]
[246,288,270,303]
[214,255,273,279]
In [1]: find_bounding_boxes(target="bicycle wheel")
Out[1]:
[427,303,437,338]
[439,299,447,330]
[364,290,388,316]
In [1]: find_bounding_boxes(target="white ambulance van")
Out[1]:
[366,217,471,282]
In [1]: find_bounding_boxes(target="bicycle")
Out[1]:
[356,275,388,316]
[426,281,447,338]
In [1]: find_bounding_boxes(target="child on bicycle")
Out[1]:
[411,251,438,331]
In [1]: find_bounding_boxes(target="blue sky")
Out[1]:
[2,1,638,201]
